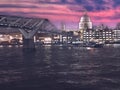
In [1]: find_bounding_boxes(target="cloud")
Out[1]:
[0,0,120,28]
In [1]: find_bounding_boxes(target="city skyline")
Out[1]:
[0,0,120,29]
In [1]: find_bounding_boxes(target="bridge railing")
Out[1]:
[0,15,64,35]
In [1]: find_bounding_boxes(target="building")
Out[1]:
[79,11,93,42]
[79,12,92,30]
[92,26,114,43]
[78,11,116,43]
[113,29,120,42]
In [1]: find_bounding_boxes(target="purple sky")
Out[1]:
[0,0,120,29]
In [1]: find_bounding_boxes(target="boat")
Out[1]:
[93,43,104,48]
[85,42,104,48]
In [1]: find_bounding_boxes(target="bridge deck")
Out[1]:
[0,15,60,34]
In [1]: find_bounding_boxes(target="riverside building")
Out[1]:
[78,11,115,44]
[79,11,93,42]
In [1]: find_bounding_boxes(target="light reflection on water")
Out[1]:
[0,45,120,90]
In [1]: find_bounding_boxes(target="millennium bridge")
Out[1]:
[0,15,65,51]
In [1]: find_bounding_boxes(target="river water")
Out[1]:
[0,44,120,90]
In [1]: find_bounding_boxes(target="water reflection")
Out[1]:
[105,44,120,48]
[22,51,36,80]
[0,45,120,90]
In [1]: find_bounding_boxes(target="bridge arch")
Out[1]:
[0,15,58,51]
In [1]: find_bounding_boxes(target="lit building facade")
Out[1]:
[0,33,22,44]
[92,28,114,43]
[79,12,93,42]
[113,29,120,42]
[83,30,94,42]
[78,11,115,43]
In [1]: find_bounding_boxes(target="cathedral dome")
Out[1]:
[79,12,92,30]
[80,14,91,22]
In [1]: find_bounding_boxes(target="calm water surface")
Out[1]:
[0,45,120,90]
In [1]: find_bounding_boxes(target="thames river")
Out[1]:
[0,44,120,90]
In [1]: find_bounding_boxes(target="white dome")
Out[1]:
[79,14,92,29]
[80,15,91,22]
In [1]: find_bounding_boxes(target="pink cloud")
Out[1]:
[0,0,120,28]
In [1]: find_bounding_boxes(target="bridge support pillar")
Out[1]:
[18,20,44,52]
[23,37,35,52]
